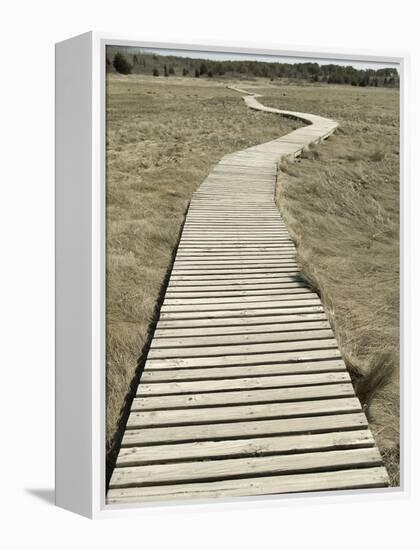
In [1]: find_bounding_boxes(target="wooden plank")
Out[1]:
[185,218,283,221]
[151,329,333,348]
[174,254,296,260]
[161,298,321,312]
[184,216,283,220]
[187,207,280,210]
[165,287,311,298]
[177,245,294,250]
[133,383,354,410]
[107,467,389,503]
[146,348,341,369]
[179,235,284,238]
[176,248,297,253]
[180,231,292,235]
[163,294,318,305]
[110,448,382,488]
[173,259,297,274]
[181,231,289,234]
[138,372,351,396]
[172,266,300,273]
[171,268,301,276]
[177,244,290,248]
[156,313,328,329]
[159,306,325,320]
[176,248,296,252]
[116,430,374,466]
[185,222,284,225]
[175,256,297,262]
[154,320,331,338]
[176,239,294,244]
[140,360,346,382]
[122,412,369,446]
[184,221,287,226]
[178,253,294,262]
[170,273,302,282]
[147,338,337,360]
[127,398,362,428]
[177,242,294,247]
[185,214,284,218]
[183,229,288,233]
[168,277,303,287]
[182,230,290,234]
[183,217,286,220]
[187,215,281,218]
[175,254,296,259]
[179,236,289,240]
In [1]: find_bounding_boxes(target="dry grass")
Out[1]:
[105,74,299,474]
[259,84,400,484]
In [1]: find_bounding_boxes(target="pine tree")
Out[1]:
[199,62,207,75]
[113,53,132,75]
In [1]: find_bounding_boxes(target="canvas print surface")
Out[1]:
[105,45,400,505]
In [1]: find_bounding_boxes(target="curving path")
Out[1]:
[107,88,388,504]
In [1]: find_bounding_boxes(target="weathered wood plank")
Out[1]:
[122,412,369,446]
[156,313,328,329]
[173,262,299,269]
[163,293,317,306]
[174,257,297,263]
[137,372,351,395]
[165,287,311,298]
[127,397,362,428]
[145,348,342,369]
[171,268,301,276]
[178,248,289,259]
[151,329,333,348]
[146,348,342,370]
[170,273,302,282]
[110,448,382,488]
[147,338,337,359]
[133,383,354,410]
[159,306,326,320]
[140,359,346,382]
[116,430,374,466]
[168,277,304,287]
[154,321,332,338]
[107,467,388,503]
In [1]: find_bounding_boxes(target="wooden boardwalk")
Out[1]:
[107,89,389,504]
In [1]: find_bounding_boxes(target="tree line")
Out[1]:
[107,48,399,88]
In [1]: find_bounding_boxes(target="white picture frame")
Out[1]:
[55,31,409,518]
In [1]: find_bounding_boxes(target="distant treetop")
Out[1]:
[106,47,399,88]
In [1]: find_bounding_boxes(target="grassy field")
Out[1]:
[105,74,299,474]
[106,74,400,484]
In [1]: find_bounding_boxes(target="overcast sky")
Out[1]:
[133,46,399,72]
